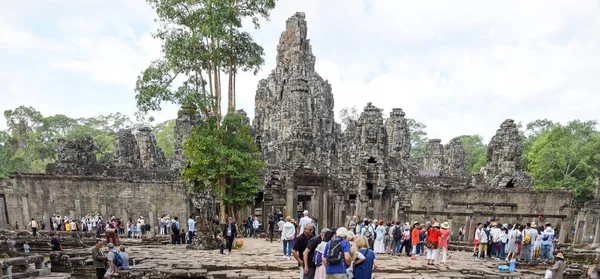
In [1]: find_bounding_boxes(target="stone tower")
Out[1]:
[419,139,444,172]
[484,119,534,188]
[442,137,468,177]
[253,12,338,224]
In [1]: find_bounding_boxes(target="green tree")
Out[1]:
[407,118,428,162]
[520,119,557,171]
[4,106,43,150]
[154,119,176,158]
[182,112,263,219]
[459,135,487,174]
[135,0,275,221]
[527,120,600,205]
[0,131,13,177]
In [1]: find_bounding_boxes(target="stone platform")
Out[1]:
[39,238,558,278]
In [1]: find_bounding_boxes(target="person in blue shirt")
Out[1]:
[540,223,555,262]
[323,227,351,278]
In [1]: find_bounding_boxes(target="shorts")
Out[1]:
[474,240,479,246]
[478,243,488,251]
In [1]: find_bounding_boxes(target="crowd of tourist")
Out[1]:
[472,221,560,263]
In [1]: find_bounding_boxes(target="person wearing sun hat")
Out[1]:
[549,253,566,279]
[410,221,421,260]
[425,222,441,265]
[436,222,451,264]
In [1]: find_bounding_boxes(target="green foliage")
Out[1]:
[407,118,428,162]
[527,120,600,205]
[4,106,43,149]
[182,112,263,208]
[136,0,276,119]
[0,107,140,173]
[520,119,557,171]
[155,120,176,158]
[459,135,488,174]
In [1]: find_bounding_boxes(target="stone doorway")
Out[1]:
[297,195,311,219]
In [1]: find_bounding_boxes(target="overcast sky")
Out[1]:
[1,0,599,142]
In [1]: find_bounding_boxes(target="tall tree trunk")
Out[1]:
[219,177,226,224]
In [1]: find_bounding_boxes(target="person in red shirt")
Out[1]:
[425,223,441,265]
[437,222,451,264]
[410,222,421,260]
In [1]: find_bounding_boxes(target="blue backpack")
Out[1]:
[313,248,323,267]
[112,251,123,267]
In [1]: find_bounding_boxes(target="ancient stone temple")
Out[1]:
[0,12,575,243]
[253,12,573,240]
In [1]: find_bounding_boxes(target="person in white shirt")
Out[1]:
[187,216,196,244]
[277,218,285,242]
[298,210,312,236]
[490,223,501,258]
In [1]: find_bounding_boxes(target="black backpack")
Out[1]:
[393,226,402,239]
[171,222,178,233]
[485,229,492,242]
[326,239,344,265]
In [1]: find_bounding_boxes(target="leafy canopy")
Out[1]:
[182,112,263,208]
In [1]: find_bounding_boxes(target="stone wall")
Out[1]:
[0,174,190,231]
[407,187,573,243]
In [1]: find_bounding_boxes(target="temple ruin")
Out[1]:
[0,12,587,246]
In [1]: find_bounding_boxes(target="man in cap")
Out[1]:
[104,242,119,278]
[299,210,313,237]
[303,228,330,279]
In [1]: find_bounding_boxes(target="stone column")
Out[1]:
[322,191,329,229]
[148,211,155,236]
[466,217,474,243]
[286,186,295,219]
[74,200,81,220]
[559,211,573,244]
[394,201,399,222]
[21,196,30,229]
[593,220,600,247]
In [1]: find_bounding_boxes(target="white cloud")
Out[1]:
[1,0,599,145]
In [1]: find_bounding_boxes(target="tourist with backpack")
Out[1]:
[391,221,402,255]
[171,217,181,244]
[476,223,490,260]
[361,220,375,249]
[303,228,330,279]
[323,227,352,279]
[103,242,123,278]
[314,230,334,279]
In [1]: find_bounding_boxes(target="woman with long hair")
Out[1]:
[353,236,377,279]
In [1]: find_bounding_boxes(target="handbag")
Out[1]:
[545,269,552,279]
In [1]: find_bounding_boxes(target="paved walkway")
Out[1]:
[37,238,551,278]
[133,238,547,278]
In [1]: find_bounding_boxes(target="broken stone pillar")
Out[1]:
[419,139,444,172]
[483,119,534,188]
[172,107,201,171]
[136,127,167,169]
[114,129,142,169]
[442,137,468,177]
